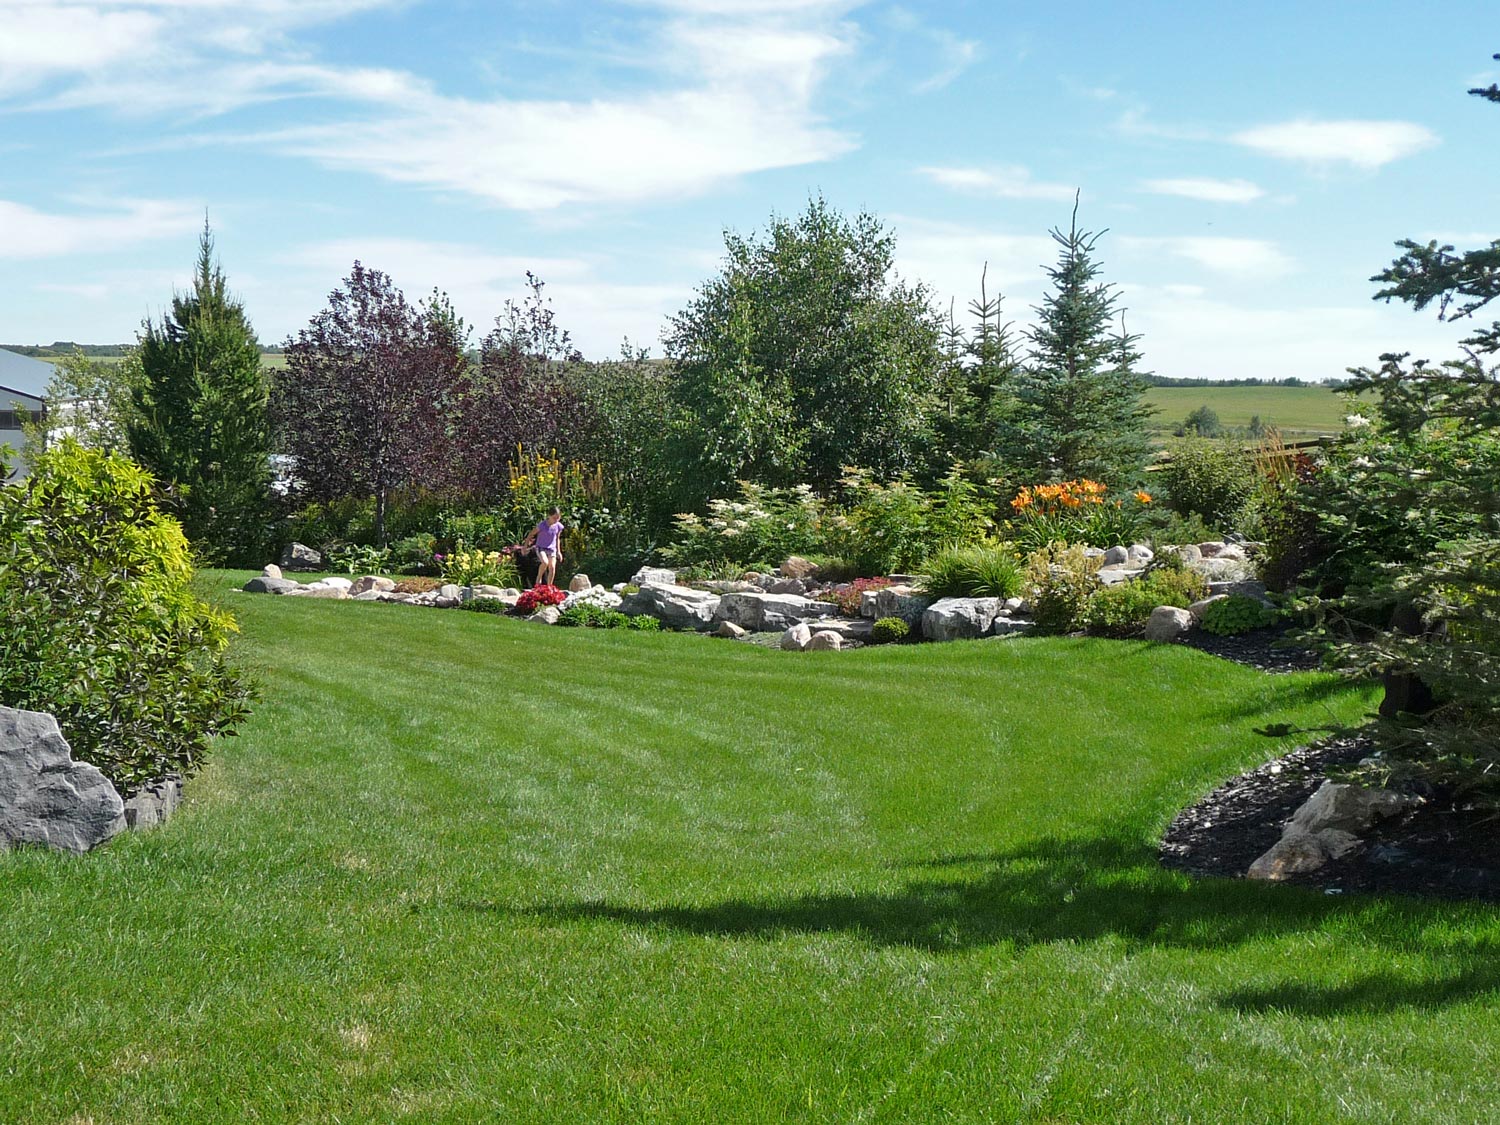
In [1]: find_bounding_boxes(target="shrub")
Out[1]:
[625,614,662,631]
[802,554,861,583]
[389,533,439,576]
[1008,479,1153,550]
[1082,565,1209,637]
[871,617,910,644]
[557,603,598,627]
[1159,439,1256,529]
[440,541,521,588]
[0,439,253,793]
[919,545,1024,599]
[820,577,890,616]
[1023,543,1101,634]
[458,597,508,615]
[329,543,391,576]
[516,584,567,613]
[663,482,825,570]
[1200,594,1279,636]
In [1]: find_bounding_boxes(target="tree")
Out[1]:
[933,264,1024,468]
[664,197,945,502]
[128,222,273,565]
[1179,404,1222,437]
[276,262,467,545]
[998,199,1153,485]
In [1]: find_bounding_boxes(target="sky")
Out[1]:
[0,0,1495,379]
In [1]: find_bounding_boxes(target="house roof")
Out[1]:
[0,349,53,403]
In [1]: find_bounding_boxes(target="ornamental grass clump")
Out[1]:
[0,439,252,792]
[918,545,1024,599]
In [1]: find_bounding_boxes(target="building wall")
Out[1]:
[1,392,45,482]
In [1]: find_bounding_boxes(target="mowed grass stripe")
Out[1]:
[2,574,1497,1123]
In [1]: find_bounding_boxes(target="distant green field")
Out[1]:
[1146,384,1350,438]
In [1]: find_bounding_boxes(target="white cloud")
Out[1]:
[1233,119,1438,169]
[1141,177,1265,204]
[916,165,1078,202]
[0,197,201,258]
[1121,236,1294,278]
[913,30,980,94]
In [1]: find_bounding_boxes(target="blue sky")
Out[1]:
[1,0,1494,378]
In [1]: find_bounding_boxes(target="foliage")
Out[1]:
[516,584,568,613]
[129,223,274,566]
[1023,542,1102,634]
[558,603,631,629]
[664,196,946,502]
[664,481,824,571]
[440,543,520,588]
[624,613,662,631]
[276,262,469,544]
[800,555,861,583]
[0,439,252,791]
[1178,405,1222,437]
[870,616,910,644]
[932,265,1024,467]
[457,596,509,615]
[388,533,439,576]
[1158,438,1257,529]
[1007,479,1153,550]
[828,466,995,575]
[1082,565,1208,637]
[36,350,137,451]
[1199,595,1279,636]
[996,202,1154,485]
[919,545,1024,599]
[327,543,391,576]
[821,577,890,616]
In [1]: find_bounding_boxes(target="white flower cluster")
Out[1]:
[562,586,623,611]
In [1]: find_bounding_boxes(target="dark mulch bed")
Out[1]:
[1171,623,1321,673]
[1161,735,1500,902]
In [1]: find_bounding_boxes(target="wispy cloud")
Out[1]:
[0,197,201,259]
[1233,119,1438,169]
[916,165,1077,202]
[1121,236,1294,278]
[913,30,980,93]
[1141,177,1265,204]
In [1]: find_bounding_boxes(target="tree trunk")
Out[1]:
[1378,601,1439,719]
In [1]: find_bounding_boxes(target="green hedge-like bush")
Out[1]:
[458,596,508,615]
[1159,439,1256,529]
[871,617,910,644]
[0,439,252,793]
[1082,566,1209,637]
[625,614,662,631]
[919,545,1024,599]
[1200,594,1278,635]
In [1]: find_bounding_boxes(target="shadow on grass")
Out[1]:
[1217,968,1500,1015]
[506,834,1500,1013]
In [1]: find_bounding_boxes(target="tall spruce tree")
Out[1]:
[999,201,1153,484]
[130,221,272,565]
[933,264,1023,468]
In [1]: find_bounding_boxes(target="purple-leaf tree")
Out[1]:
[276,262,468,544]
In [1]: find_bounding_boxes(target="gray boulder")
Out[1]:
[1172,544,1203,564]
[714,591,835,633]
[123,775,182,831]
[1096,568,1145,587]
[1101,545,1130,567]
[279,541,324,571]
[989,617,1035,638]
[921,597,1001,641]
[261,563,283,580]
[1143,606,1194,642]
[351,575,396,595]
[1289,781,1419,836]
[1192,555,1255,583]
[1187,594,1230,621]
[1247,829,1363,880]
[438,583,463,601]
[352,590,382,602]
[243,575,300,595]
[781,623,813,651]
[1198,541,1227,558]
[568,573,592,592]
[1,707,125,854]
[779,555,820,580]
[288,583,348,600]
[714,621,748,639]
[809,617,874,643]
[869,585,933,627]
[620,583,720,630]
[1128,543,1154,565]
[630,566,677,587]
[528,606,562,625]
[1207,579,1270,601]
[767,578,807,595]
[807,630,843,651]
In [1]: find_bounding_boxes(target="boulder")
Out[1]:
[315,576,352,590]
[781,623,813,651]
[261,563,283,580]
[1207,579,1270,601]
[1172,544,1203,564]
[243,575,300,595]
[1187,594,1230,621]
[989,617,1035,638]
[1003,596,1026,614]
[352,590,382,602]
[869,585,933,628]
[631,566,677,587]
[528,606,562,625]
[714,591,835,633]
[1143,605,1194,642]
[1128,544,1154,565]
[779,556,819,580]
[1288,781,1420,836]
[1198,541,1227,558]
[292,583,348,600]
[1083,547,1106,560]
[1192,555,1255,583]
[809,617,874,643]
[568,574,593,593]
[1096,568,1145,587]
[1247,829,1363,881]
[1101,545,1130,567]
[438,583,463,601]
[619,583,720,630]
[0,707,125,854]
[921,597,1001,642]
[714,621,748,639]
[767,578,807,595]
[279,542,324,571]
[807,630,843,651]
[350,575,396,595]
[122,775,182,831]
[1215,544,1248,562]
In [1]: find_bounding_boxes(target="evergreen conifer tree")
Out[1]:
[130,220,272,565]
[999,200,1153,484]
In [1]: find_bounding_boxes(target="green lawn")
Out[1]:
[1146,384,1351,439]
[3,576,1497,1123]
